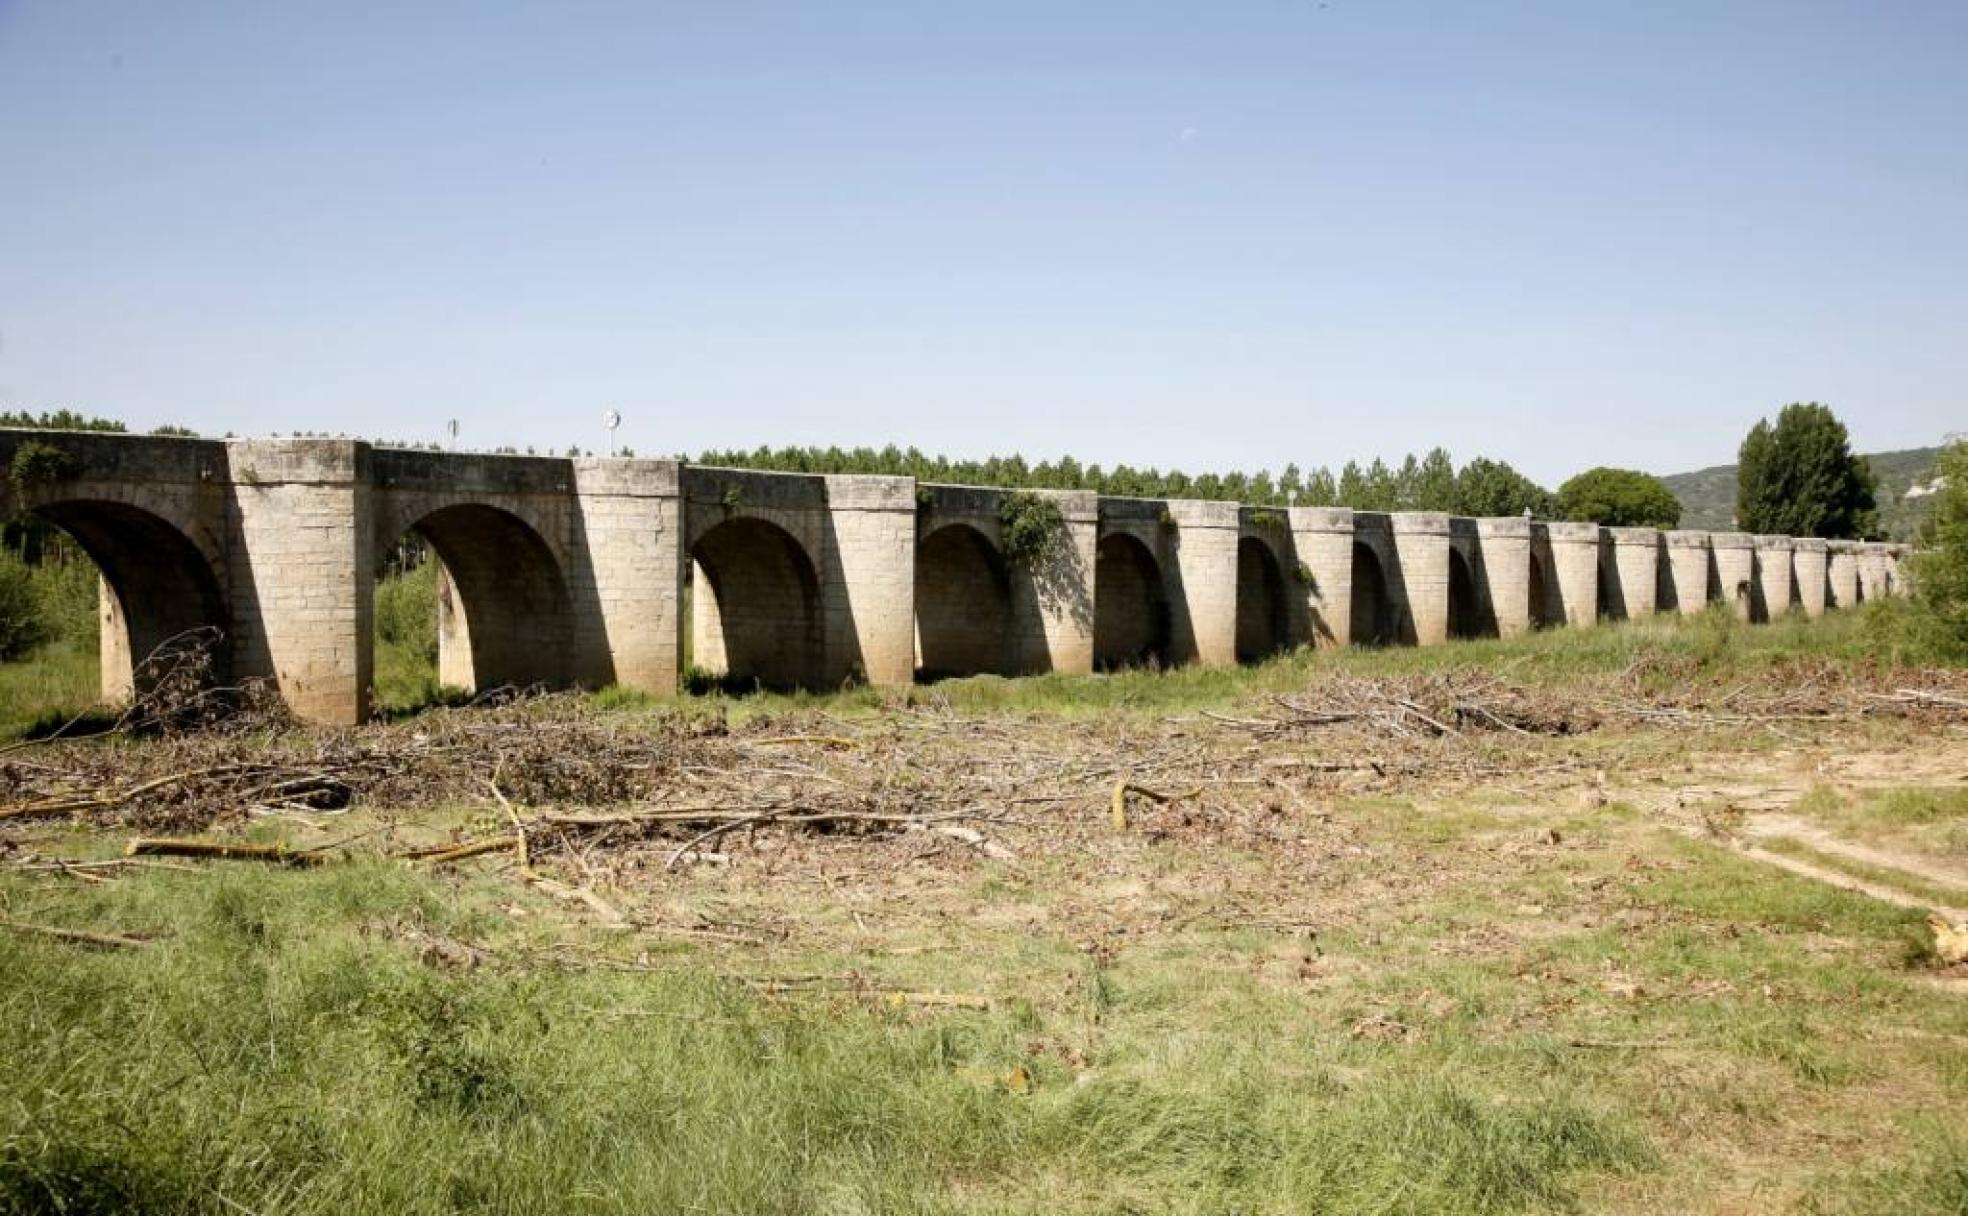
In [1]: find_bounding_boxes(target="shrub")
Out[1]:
[32,557,100,648]
[0,551,45,659]
[1907,441,1968,658]
[7,440,79,500]
[998,492,1065,565]
[375,560,439,665]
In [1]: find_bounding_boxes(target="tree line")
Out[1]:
[696,444,1561,518]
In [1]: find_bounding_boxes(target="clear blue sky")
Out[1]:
[2,2,1962,484]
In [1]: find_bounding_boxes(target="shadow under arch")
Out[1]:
[398,503,572,693]
[1528,549,1555,629]
[1094,532,1169,669]
[690,516,824,691]
[1349,541,1393,647]
[1235,536,1289,662]
[33,498,229,697]
[1448,547,1487,640]
[916,523,1014,680]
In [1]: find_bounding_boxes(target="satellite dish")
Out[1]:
[601,410,621,430]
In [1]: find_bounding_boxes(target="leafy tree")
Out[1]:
[1555,467,1681,528]
[1413,447,1458,511]
[1452,458,1553,518]
[1736,402,1878,538]
[0,409,127,432]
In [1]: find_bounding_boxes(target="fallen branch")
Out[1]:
[404,836,522,865]
[124,838,323,866]
[0,915,151,950]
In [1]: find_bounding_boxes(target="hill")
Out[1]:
[1660,445,1945,540]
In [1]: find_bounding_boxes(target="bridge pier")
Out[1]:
[1473,518,1532,637]
[1711,533,1756,620]
[227,439,373,725]
[1533,522,1600,628]
[1163,500,1241,666]
[1600,527,1662,620]
[1390,513,1450,646]
[1827,542,1861,608]
[1753,535,1795,622]
[1288,508,1355,648]
[817,476,917,688]
[1663,531,1713,615]
[568,458,684,694]
[1791,538,1829,619]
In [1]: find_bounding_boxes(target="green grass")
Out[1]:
[1757,836,1968,911]
[0,860,1654,1216]
[0,638,98,739]
[0,594,1955,736]
[1791,785,1968,863]
[623,600,1956,724]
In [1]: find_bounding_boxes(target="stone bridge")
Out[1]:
[0,431,1914,724]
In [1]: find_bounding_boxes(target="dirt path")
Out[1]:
[1728,837,1968,922]
[1741,811,1968,897]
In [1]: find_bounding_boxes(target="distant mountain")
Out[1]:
[1659,445,1945,541]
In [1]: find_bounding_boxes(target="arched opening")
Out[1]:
[1236,537,1290,662]
[1094,532,1169,670]
[21,500,229,707]
[1349,542,1392,647]
[915,524,1014,680]
[1527,550,1554,629]
[1448,548,1485,640]
[376,505,572,708]
[690,517,823,692]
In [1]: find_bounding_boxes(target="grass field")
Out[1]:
[2,608,1967,1213]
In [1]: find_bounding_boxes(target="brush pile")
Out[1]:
[1,657,1964,869]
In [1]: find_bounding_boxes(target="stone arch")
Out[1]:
[915,523,1014,679]
[690,516,824,691]
[394,504,573,693]
[1448,547,1486,640]
[1235,537,1290,662]
[30,499,230,698]
[1094,532,1169,669]
[1350,541,1393,647]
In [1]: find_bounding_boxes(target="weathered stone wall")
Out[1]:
[1095,497,1239,667]
[916,485,1096,677]
[914,521,1015,677]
